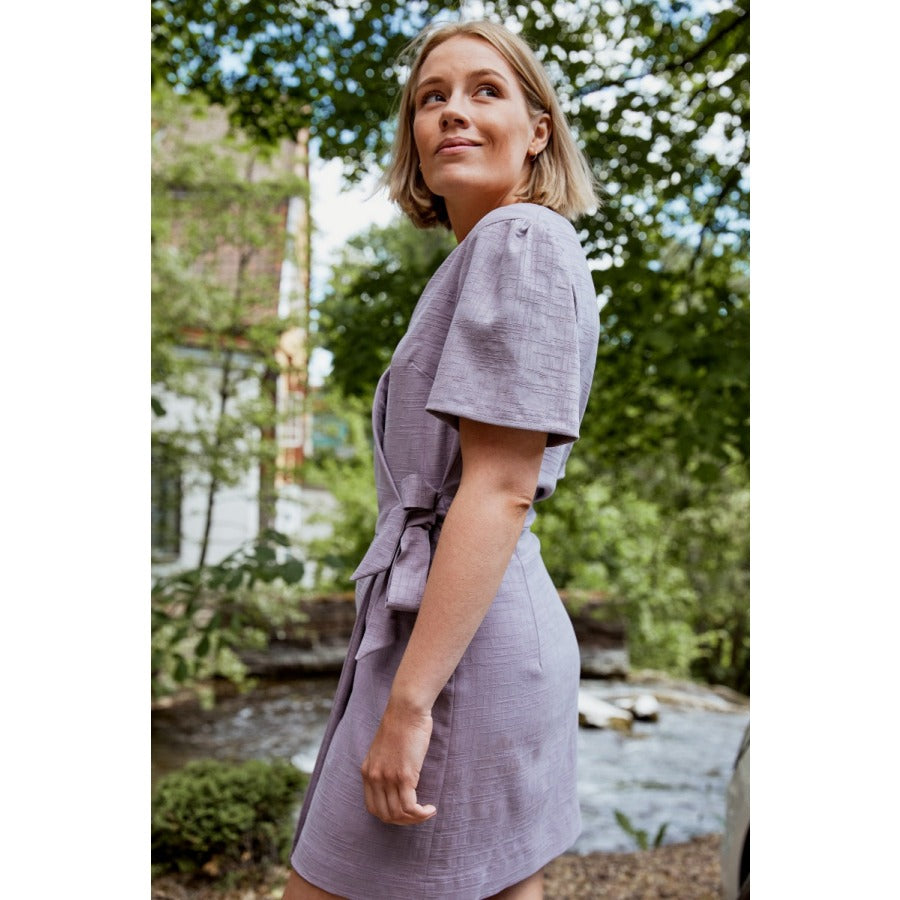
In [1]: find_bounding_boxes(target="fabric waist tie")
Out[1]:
[351,472,451,613]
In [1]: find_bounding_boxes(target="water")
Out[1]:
[574,680,748,852]
[151,676,749,854]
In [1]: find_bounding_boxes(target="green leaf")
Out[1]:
[254,544,276,565]
[173,655,189,683]
[694,462,721,483]
[226,570,244,590]
[278,560,305,583]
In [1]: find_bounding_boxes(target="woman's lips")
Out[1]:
[436,142,478,155]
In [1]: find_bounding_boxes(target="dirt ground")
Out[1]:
[151,833,722,900]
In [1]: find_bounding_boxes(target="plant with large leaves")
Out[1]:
[151,529,307,702]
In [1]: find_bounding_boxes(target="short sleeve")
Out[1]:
[426,216,583,447]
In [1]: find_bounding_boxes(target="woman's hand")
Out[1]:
[361,699,437,826]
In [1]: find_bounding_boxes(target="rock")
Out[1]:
[578,691,633,732]
[626,670,749,711]
[649,688,744,713]
[240,643,349,677]
[239,591,634,680]
[564,593,630,679]
[612,694,661,723]
[579,647,630,678]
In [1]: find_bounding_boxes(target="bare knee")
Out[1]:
[282,864,542,900]
[281,867,347,900]
[488,868,544,900]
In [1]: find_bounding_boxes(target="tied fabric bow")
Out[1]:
[351,472,451,612]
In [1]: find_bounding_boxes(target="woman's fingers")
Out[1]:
[392,783,436,824]
[402,783,436,820]
[362,767,436,825]
[363,779,386,822]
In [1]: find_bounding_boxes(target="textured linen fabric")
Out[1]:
[290,203,600,899]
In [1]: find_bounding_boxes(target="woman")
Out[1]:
[284,19,599,900]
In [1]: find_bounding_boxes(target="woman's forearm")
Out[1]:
[361,420,547,825]
[387,477,532,716]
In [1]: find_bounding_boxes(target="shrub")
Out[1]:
[151,529,308,703]
[151,758,308,875]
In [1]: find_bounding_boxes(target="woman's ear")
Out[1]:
[530,113,551,156]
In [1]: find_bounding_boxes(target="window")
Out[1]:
[152,439,182,560]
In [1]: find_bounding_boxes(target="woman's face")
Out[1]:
[412,35,549,238]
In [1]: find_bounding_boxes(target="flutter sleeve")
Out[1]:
[426,215,583,447]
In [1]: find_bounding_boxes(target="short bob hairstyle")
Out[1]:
[384,20,599,229]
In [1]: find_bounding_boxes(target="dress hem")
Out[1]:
[291,820,582,900]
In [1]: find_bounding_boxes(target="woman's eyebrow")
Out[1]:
[468,68,510,84]
[416,68,511,92]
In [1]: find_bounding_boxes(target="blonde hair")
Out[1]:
[384,20,599,229]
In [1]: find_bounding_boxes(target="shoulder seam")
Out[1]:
[470,208,573,244]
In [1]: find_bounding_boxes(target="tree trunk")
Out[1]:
[258,364,278,534]
[198,347,234,568]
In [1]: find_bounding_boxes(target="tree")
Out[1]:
[151,84,307,567]
[235,0,748,474]
[316,217,455,398]
[151,1,751,688]
[151,0,436,168]
[533,453,749,689]
[151,86,315,700]
[558,0,750,470]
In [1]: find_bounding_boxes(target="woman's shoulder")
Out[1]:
[460,204,586,272]
[470,202,577,240]
[460,204,590,284]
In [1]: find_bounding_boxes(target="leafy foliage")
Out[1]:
[151,2,750,690]
[154,0,751,470]
[152,83,308,565]
[301,0,750,471]
[535,454,749,688]
[151,758,308,875]
[151,0,434,167]
[563,0,749,469]
[536,456,699,676]
[316,218,456,398]
[299,392,378,588]
[151,530,307,702]
[614,809,669,851]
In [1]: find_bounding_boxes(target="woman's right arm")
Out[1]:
[359,417,547,826]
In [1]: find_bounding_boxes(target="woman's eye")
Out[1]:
[476,84,500,98]
[420,91,444,106]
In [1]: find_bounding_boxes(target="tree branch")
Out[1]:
[576,8,749,98]
[688,162,744,277]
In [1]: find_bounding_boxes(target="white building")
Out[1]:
[151,98,335,582]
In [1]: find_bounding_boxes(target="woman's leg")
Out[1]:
[283,865,543,899]
[282,862,543,899]
[488,868,544,899]
[281,867,347,900]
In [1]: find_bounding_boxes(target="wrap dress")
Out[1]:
[290,202,600,899]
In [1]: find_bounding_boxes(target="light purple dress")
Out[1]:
[290,202,599,898]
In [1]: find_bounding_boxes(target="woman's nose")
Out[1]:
[440,101,469,129]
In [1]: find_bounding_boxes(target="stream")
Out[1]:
[151,676,749,854]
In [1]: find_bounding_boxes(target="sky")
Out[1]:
[307,147,399,384]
